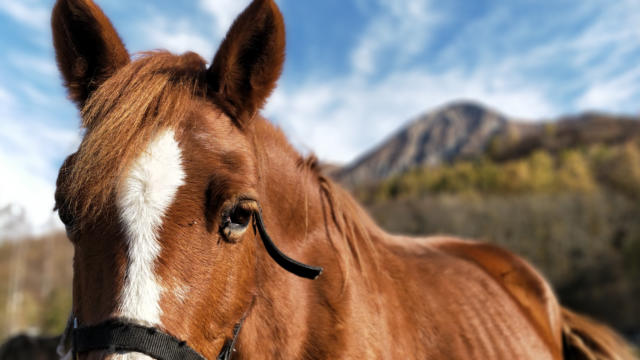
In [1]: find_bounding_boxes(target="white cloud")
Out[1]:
[8,52,58,77]
[17,83,52,106]
[576,67,640,112]
[137,16,216,60]
[132,0,266,64]
[0,0,49,31]
[0,87,79,230]
[434,0,640,115]
[0,86,15,105]
[266,67,555,164]
[0,151,60,232]
[264,0,640,165]
[568,2,640,113]
[351,0,441,75]
[199,0,251,38]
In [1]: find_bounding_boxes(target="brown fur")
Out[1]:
[52,0,130,107]
[52,0,636,359]
[207,0,285,127]
[57,52,206,225]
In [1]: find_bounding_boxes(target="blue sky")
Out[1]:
[1,0,640,229]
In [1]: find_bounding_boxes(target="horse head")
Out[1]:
[52,1,321,358]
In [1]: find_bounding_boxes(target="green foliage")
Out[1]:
[597,142,640,199]
[556,150,597,192]
[363,141,640,202]
[40,288,72,335]
[0,233,72,341]
[366,192,640,337]
[527,150,554,191]
[357,140,640,341]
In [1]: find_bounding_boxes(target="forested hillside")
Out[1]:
[0,233,72,341]
[353,139,640,342]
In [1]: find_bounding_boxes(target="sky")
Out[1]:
[1,0,640,230]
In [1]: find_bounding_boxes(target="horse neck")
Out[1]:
[250,117,382,273]
[240,118,385,356]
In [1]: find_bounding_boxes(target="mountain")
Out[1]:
[334,101,640,186]
[334,101,513,185]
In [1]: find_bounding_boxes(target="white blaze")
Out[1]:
[115,129,185,330]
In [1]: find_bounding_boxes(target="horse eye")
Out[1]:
[230,206,252,227]
[55,201,74,228]
[220,202,254,242]
[59,210,74,227]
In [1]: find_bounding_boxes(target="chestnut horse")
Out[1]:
[51,0,635,359]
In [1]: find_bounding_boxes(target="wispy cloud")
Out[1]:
[267,67,555,164]
[568,1,640,113]
[576,67,640,111]
[267,0,640,163]
[351,0,441,75]
[198,0,251,39]
[430,0,640,114]
[0,84,78,229]
[0,0,49,31]
[8,52,58,77]
[0,86,16,105]
[17,83,53,106]
[137,15,216,60]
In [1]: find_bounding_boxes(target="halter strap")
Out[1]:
[216,321,244,360]
[71,318,244,360]
[73,320,205,360]
[254,210,323,279]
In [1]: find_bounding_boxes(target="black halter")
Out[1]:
[70,210,322,359]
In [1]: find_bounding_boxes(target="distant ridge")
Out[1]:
[334,101,511,185]
[333,101,640,186]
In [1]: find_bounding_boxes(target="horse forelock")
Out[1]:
[56,51,207,229]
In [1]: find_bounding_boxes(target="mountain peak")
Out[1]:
[441,99,491,112]
[336,100,509,185]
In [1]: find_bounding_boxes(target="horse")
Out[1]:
[50,0,636,359]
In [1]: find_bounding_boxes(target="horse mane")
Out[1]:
[297,155,380,280]
[562,308,637,360]
[57,51,207,226]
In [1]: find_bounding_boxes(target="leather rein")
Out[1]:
[69,209,323,359]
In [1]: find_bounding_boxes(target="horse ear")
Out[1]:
[52,0,130,108]
[207,0,285,127]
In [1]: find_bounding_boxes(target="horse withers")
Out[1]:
[51,0,636,358]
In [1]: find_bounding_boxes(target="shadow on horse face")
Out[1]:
[52,0,290,358]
